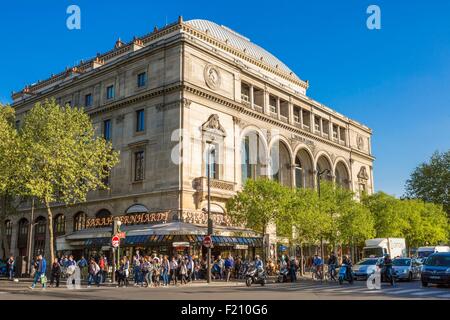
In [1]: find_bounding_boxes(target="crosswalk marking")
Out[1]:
[274,281,450,299]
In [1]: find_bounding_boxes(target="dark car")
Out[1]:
[420,252,450,287]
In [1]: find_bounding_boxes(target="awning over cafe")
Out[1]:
[57,221,262,250]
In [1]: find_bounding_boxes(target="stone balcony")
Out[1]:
[193,177,236,201]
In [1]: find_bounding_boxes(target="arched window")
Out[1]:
[53,214,66,236]
[34,217,46,256]
[5,220,12,248]
[95,209,112,228]
[96,209,112,218]
[335,161,350,189]
[294,149,314,188]
[241,132,266,183]
[73,212,87,231]
[269,141,291,187]
[17,218,29,256]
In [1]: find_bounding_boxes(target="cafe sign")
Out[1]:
[86,211,169,228]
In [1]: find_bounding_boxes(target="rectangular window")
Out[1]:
[85,93,93,107]
[134,151,145,181]
[136,109,145,132]
[15,120,20,129]
[206,143,219,180]
[137,72,147,88]
[103,119,111,141]
[106,85,115,100]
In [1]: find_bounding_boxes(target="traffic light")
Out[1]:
[112,218,121,235]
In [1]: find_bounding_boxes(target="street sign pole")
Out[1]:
[207,146,213,284]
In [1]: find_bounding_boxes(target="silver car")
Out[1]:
[393,258,421,281]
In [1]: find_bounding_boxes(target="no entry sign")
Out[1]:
[203,235,212,248]
[112,235,120,248]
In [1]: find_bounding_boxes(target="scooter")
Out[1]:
[277,268,289,283]
[338,264,354,285]
[245,264,267,287]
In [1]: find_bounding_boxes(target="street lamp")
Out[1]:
[206,143,214,284]
[111,218,122,283]
[317,168,330,280]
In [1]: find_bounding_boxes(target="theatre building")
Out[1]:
[2,17,374,270]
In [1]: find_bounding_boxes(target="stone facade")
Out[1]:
[3,17,374,261]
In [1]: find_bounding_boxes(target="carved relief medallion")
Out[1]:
[204,64,221,90]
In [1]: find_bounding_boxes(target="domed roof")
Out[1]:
[185,19,301,82]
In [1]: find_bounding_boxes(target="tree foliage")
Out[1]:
[405,150,450,215]
[19,99,120,262]
[226,178,288,235]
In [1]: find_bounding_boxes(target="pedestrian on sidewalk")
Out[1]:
[224,255,234,282]
[30,254,47,289]
[152,257,161,287]
[6,255,15,280]
[180,259,188,285]
[162,255,170,286]
[87,258,100,288]
[77,256,88,280]
[98,255,106,283]
[133,250,141,286]
[50,258,61,288]
[143,256,153,288]
[170,256,178,285]
[186,256,194,282]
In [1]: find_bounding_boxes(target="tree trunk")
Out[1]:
[45,201,55,263]
[0,194,10,259]
[262,225,267,263]
[300,244,304,276]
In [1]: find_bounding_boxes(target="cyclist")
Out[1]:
[327,252,337,281]
[312,254,323,280]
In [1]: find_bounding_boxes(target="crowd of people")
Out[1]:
[4,250,358,288]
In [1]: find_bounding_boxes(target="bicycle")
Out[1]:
[311,265,323,281]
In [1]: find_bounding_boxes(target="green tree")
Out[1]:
[405,150,450,215]
[226,178,289,259]
[20,99,119,262]
[362,192,409,238]
[0,105,25,258]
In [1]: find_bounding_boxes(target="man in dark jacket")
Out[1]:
[7,256,15,280]
[50,258,61,288]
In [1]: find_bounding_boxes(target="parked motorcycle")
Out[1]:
[277,268,289,283]
[245,263,267,287]
[338,264,354,285]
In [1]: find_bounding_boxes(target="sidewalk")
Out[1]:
[0,277,250,287]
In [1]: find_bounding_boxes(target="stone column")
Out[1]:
[264,90,270,115]
[288,102,294,125]
[276,97,281,120]
[299,107,304,127]
[328,117,333,140]
[310,110,315,133]
[249,84,254,110]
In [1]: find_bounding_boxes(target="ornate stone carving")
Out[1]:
[357,135,364,150]
[182,98,191,109]
[357,166,369,180]
[116,114,125,124]
[202,114,226,137]
[204,64,221,90]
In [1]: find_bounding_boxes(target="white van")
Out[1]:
[417,246,450,263]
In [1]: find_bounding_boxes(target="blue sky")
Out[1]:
[0,1,449,197]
